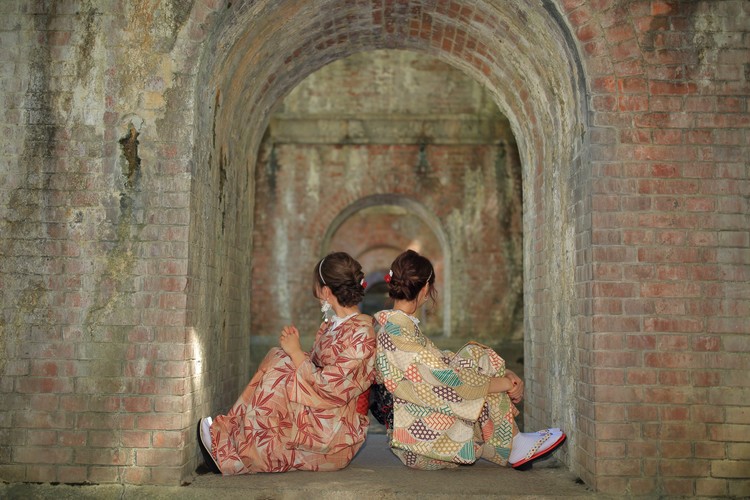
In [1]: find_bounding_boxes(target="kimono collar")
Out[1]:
[329,312,357,331]
[391,309,420,327]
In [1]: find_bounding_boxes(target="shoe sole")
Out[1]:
[512,433,566,469]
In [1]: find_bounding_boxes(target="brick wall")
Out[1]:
[0,0,747,495]
[566,1,750,496]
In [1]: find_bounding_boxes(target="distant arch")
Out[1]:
[321,194,452,336]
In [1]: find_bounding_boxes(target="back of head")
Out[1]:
[388,249,436,302]
[315,252,366,307]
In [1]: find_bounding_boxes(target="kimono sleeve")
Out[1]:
[287,320,376,410]
[376,314,490,421]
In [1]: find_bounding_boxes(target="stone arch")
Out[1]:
[321,194,453,337]
[185,0,589,477]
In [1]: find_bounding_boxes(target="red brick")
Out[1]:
[88,431,121,447]
[662,478,695,496]
[727,443,750,460]
[591,282,637,298]
[135,449,183,467]
[623,298,654,315]
[122,466,151,484]
[16,377,73,394]
[627,405,658,422]
[592,368,626,385]
[25,465,57,483]
[75,448,131,466]
[152,431,183,448]
[626,334,656,349]
[593,298,623,315]
[594,385,644,404]
[645,352,704,369]
[696,478,728,497]
[592,351,640,367]
[696,441,728,459]
[645,317,702,333]
[599,458,641,476]
[595,440,627,458]
[629,477,658,495]
[709,388,750,406]
[661,458,709,477]
[710,423,750,442]
[59,431,87,447]
[27,430,57,446]
[712,460,750,478]
[88,466,120,483]
[641,282,701,297]
[694,336,721,351]
[595,477,628,495]
[136,414,183,430]
[663,423,709,441]
[655,263,688,279]
[658,371,691,387]
[661,441,692,458]
[708,318,748,335]
[653,299,685,315]
[15,446,73,464]
[592,316,641,332]
[726,407,750,424]
[595,420,642,443]
[123,397,152,413]
[626,369,657,385]
[646,387,699,405]
[618,77,648,93]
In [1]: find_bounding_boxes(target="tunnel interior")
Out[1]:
[185,0,588,478]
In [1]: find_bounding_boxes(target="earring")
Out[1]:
[321,300,334,323]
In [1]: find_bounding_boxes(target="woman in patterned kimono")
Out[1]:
[198,252,376,474]
[374,249,565,470]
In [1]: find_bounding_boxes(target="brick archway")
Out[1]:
[188,0,588,483]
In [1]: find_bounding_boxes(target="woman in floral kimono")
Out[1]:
[198,252,376,474]
[374,249,565,470]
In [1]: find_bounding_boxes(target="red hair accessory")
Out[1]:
[384,270,393,283]
[361,279,367,288]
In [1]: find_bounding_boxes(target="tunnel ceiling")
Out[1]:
[197,0,585,171]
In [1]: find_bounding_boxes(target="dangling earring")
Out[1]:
[321,299,334,323]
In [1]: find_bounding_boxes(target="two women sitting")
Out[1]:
[198,250,565,475]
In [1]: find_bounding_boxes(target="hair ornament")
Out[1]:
[318,258,326,285]
[360,278,367,288]
[384,270,393,283]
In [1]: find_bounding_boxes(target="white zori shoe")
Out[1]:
[200,416,213,453]
[509,428,566,468]
[198,416,221,473]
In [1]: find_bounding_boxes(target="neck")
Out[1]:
[332,304,359,318]
[393,299,419,316]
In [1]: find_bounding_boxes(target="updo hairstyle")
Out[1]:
[314,252,366,307]
[388,250,437,304]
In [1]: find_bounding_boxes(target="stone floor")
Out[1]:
[0,434,600,499]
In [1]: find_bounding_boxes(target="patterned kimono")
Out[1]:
[374,309,518,470]
[210,314,376,474]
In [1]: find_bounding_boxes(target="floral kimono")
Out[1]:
[210,314,376,474]
[374,309,518,470]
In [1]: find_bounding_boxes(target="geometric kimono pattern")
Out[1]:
[375,309,518,470]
